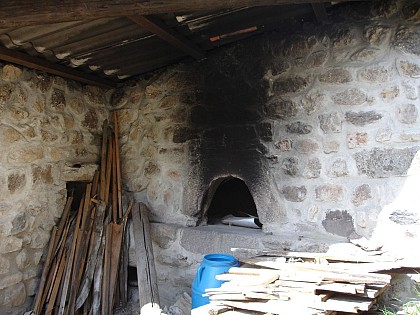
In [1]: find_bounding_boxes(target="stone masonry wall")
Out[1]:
[119,0,420,237]
[0,64,110,315]
[116,0,420,305]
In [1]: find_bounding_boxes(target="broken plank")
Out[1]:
[75,203,107,309]
[132,203,160,309]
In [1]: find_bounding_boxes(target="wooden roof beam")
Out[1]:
[0,0,379,28]
[128,15,206,60]
[0,46,116,88]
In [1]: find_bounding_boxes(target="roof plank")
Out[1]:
[0,46,116,88]
[128,15,205,60]
[0,0,377,27]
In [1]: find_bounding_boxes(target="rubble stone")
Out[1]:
[282,157,299,176]
[319,68,352,84]
[345,111,382,126]
[286,121,312,134]
[354,147,418,178]
[265,98,298,120]
[396,104,418,124]
[319,112,342,134]
[315,184,345,202]
[322,210,355,237]
[352,184,372,206]
[348,132,368,149]
[282,186,307,202]
[1,65,23,81]
[328,159,349,177]
[273,76,311,94]
[399,61,420,78]
[333,88,367,105]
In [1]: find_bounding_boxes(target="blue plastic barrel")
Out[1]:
[192,253,239,309]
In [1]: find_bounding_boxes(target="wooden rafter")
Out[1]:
[0,46,116,88]
[128,15,206,60]
[0,0,378,27]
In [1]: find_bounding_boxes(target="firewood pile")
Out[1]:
[199,248,420,315]
[32,113,132,315]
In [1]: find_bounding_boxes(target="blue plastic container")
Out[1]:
[192,253,239,309]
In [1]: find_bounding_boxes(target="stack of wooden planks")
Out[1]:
[199,249,406,315]
[32,112,132,315]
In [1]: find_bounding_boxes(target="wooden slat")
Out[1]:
[0,0,375,27]
[128,15,205,60]
[113,112,123,220]
[57,196,85,315]
[108,223,124,312]
[99,121,108,201]
[101,223,113,315]
[111,132,118,223]
[45,252,68,315]
[104,135,113,207]
[0,46,116,88]
[33,227,57,315]
[132,203,160,309]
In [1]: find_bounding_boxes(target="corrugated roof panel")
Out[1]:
[0,5,324,82]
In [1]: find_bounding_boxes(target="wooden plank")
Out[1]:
[132,203,160,309]
[57,196,85,315]
[315,282,366,295]
[236,249,393,263]
[75,203,107,310]
[113,112,123,220]
[53,197,73,252]
[99,121,108,202]
[104,135,113,207]
[220,299,321,314]
[101,223,113,315]
[311,295,375,313]
[92,217,108,315]
[128,15,205,60]
[242,259,391,285]
[111,132,118,223]
[0,0,375,27]
[32,227,57,315]
[45,252,68,315]
[91,170,100,198]
[108,223,124,312]
[0,46,115,88]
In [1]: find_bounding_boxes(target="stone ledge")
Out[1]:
[128,222,347,266]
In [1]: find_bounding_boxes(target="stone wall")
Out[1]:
[0,64,109,314]
[116,0,420,305]
[119,0,420,236]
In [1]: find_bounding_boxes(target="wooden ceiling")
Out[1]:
[0,0,375,88]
